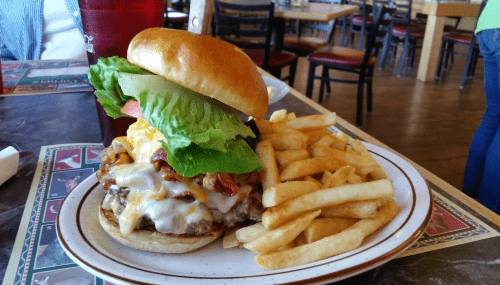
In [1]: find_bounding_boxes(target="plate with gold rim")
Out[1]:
[57,142,432,285]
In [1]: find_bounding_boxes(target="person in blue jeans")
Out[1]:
[463,0,500,214]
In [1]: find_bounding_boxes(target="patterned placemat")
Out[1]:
[1,60,93,96]
[3,143,499,285]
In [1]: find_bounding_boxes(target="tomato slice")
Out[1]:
[120,100,144,119]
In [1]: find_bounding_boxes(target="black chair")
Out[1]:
[214,0,298,86]
[459,0,487,89]
[306,4,395,126]
[344,0,373,50]
[283,0,349,56]
[164,6,189,30]
[435,32,480,82]
[378,0,425,77]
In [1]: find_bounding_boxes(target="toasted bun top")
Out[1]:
[127,27,269,119]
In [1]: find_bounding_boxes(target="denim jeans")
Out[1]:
[463,29,500,213]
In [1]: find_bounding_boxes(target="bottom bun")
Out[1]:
[99,200,223,254]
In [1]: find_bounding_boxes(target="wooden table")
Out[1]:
[273,2,359,49]
[412,0,483,82]
[2,59,500,284]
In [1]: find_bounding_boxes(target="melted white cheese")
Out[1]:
[107,120,250,236]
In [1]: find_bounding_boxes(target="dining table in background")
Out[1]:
[272,1,360,50]
[410,0,483,82]
[2,59,500,284]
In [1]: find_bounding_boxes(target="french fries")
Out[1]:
[262,179,395,230]
[243,210,321,253]
[262,181,320,207]
[321,199,388,219]
[303,217,358,243]
[231,110,397,271]
[222,228,241,249]
[255,140,280,191]
[236,222,269,244]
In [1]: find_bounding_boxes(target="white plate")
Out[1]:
[262,75,290,105]
[57,142,432,285]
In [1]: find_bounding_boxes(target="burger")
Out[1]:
[89,27,269,253]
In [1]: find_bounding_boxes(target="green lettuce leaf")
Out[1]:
[87,56,262,177]
[118,72,255,153]
[88,56,152,118]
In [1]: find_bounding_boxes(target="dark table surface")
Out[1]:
[2,89,500,284]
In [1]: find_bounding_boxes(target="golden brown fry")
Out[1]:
[262,181,320,207]
[294,232,308,247]
[261,133,303,150]
[346,199,398,237]
[275,149,309,168]
[236,223,269,244]
[349,140,388,180]
[321,199,388,219]
[305,129,332,146]
[335,132,350,144]
[347,173,364,184]
[304,217,358,244]
[262,179,395,229]
[222,228,241,249]
[310,144,379,176]
[312,135,335,147]
[285,112,297,121]
[280,156,348,181]
[303,176,323,189]
[255,140,280,191]
[284,113,337,132]
[254,228,364,270]
[322,166,356,189]
[270,109,288,123]
[243,210,321,253]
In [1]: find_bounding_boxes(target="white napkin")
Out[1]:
[0,146,19,186]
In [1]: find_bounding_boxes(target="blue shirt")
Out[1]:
[0,0,83,60]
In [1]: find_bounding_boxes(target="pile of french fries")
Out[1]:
[223,110,399,270]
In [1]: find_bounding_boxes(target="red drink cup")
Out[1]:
[79,0,165,146]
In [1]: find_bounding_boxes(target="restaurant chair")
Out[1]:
[344,0,372,50]
[164,6,190,30]
[378,0,424,78]
[214,0,298,86]
[435,0,486,88]
[305,4,395,126]
[434,32,480,82]
[282,0,349,56]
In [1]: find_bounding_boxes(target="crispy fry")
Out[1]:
[349,140,387,180]
[262,181,321,207]
[310,145,379,176]
[294,232,308,247]
[304,217,358,244]
[270,109,288,123]
[255,140,280,190]
[321,199,388,219]
[284,113,337,132]
[254,228,364,270]
[261,133,304,150]
[275,149,309,168]
[223,228,241,248]
[347,173,364,184]
[312,135,335,147]
[236,223,269,244]
[280,156,348,181]
[285,112,297,121]
[346,199,398,237]
[305,129,333,146]
[262,179,395,229]
[303,175,323,188]
[322,166,356,189]
[335,132,350,144]
[243,210,321,253]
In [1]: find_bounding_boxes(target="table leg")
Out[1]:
[417,15,445,82]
